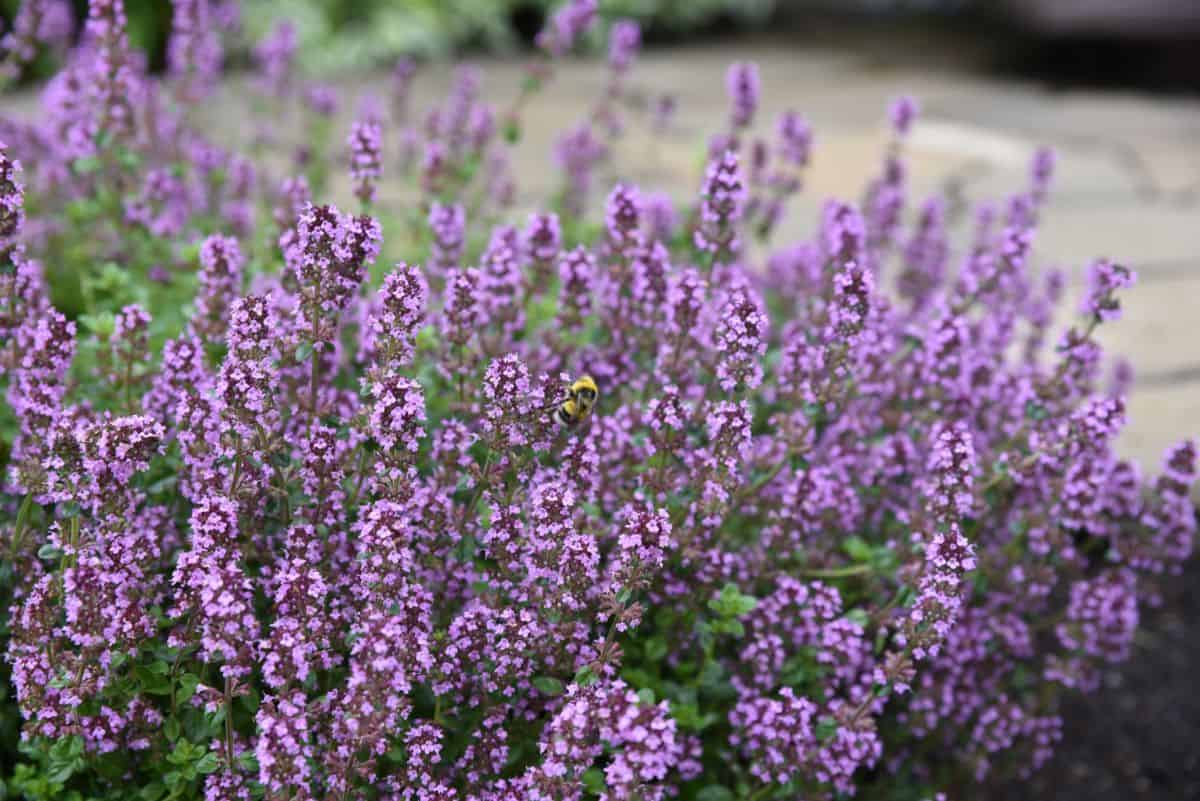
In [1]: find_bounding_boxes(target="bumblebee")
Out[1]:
[551,375,599,427]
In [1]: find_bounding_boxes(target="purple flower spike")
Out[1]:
[889,95,919,137]
[167,0,221,100]
[348,118,383,205]
[726,61,760,130]
[694,150,746,262]
[776,110,813,167]
[428,202,466,279]
[608,19,641,72]
[538,0,598,57]
[1081,258,1136,323]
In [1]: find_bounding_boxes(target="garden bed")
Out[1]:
[990,556,1200,801]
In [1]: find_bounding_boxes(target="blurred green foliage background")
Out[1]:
[2,0,779,77]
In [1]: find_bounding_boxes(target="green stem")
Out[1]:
[167,614,197,719]
[66,514,80,569]
[434,694,446,727]
[798,563,873,580]
[459,447,495,529]
[8,492,35,558]
[308,342,321,427]
[346,445,372,509]
[228,453,243,499]
[978,452,1040,493]
[224,676,234,771]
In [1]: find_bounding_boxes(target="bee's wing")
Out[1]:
[533,385,573,412]
[536,395,569,412]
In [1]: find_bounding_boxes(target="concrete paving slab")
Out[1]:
[4,33,1198,471]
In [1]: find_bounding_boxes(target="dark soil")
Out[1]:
[990,560,1200,801]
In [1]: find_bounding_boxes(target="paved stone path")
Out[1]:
[413,35,1199,472]
[10,30,1199,471]
[536,38,1199,472]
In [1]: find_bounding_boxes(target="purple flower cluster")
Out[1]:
[192,234,244,343]
[726,61,760,130]
[167,0,221,100]
[1,1,73,83]
[531,679,680,801]
[428,201,466,280]
[555,122,607,218]
[1080,258,1136,322]
[348,117,383,205]
[0,142,24,250]
[366,261,428,370]
[255,20,296,96]
[715,284,767,393]
[537,0,598,57]
[84,0,140,141]
[608,19,641,73]
[900,422,977,663]
[285,202,382,346]
[694,149,746,263]
[889,95,919,137]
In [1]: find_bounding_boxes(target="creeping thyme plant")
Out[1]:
[0,1,1194,800]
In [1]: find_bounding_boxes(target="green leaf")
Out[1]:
[815,716,839,742]
[140,782,167,801]
[636,688,655,706]
[573,665,598,688]
[118,148,141,170]
[178,672,201,703]
[164,717,181,742]
[414,325,439,351]
[531,676,565,696]
[147,474,179,494]
[842,536,873,563]
[711,618,745,638]
[235,750,259,773]
[46,736,84,783]
[780,648,821,687]
[844,608,870,627]
[643,636,668,662]
[698,660,726,691]
[581,767,606,795]
[36,544,62,561]
[621,666,654,689]
[240,685,261,713]
[295,341,314,362]
[134,663,173,695]
[671,702,703,730]
[503,118,521,144]
[874,626,889,656]
[78,311,116,336]
[695,786,736,801]
[707,584,757,619]
[166,740,192,766]
[196,752,220,775]
[72,156,102,175]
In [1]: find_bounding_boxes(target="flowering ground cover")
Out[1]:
[0,2,1195,800]
[984,560,1199,801]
